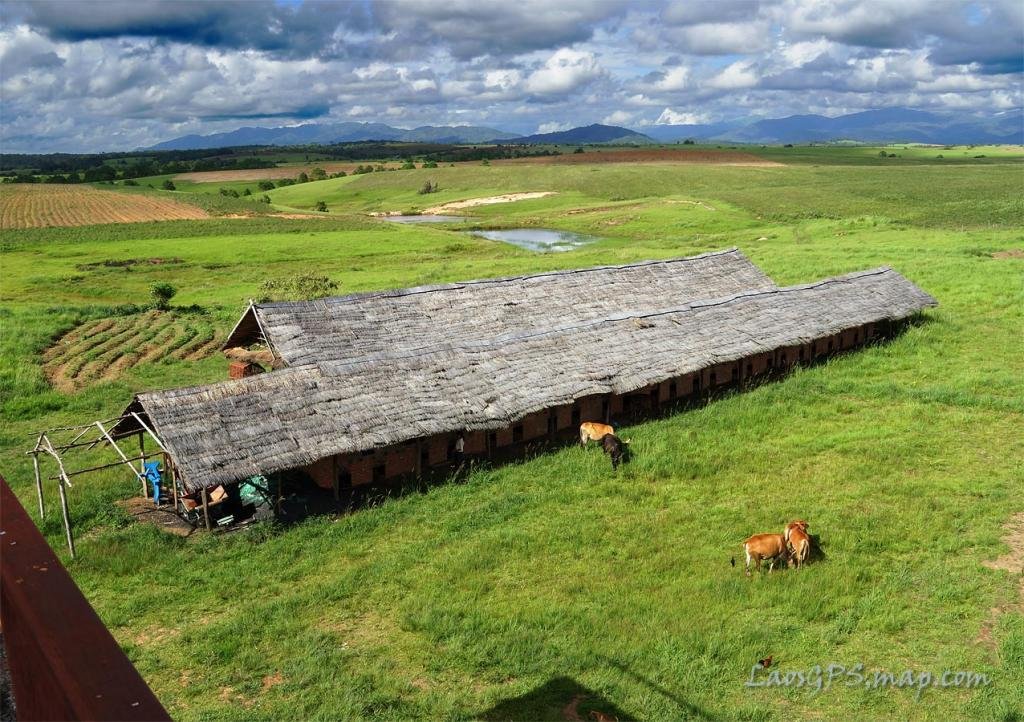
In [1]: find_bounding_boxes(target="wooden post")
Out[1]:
[201,486,212,531]
[168,454,178,512]
[56,474,75,559]
[138,432,147,499]
[31,451,44,521]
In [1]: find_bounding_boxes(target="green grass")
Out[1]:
[1,153,1022,720]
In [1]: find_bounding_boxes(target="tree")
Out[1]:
[150,283,177,311]
[297,172,310,183]
[161,179,176,191]
[311,167,327,181]
[315,200,328,212]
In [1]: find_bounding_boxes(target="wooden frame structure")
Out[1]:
[27,414,172,558]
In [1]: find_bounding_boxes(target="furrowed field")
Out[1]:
[1,149,1022,721]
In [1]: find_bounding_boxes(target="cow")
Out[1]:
[579,421,615,446]
[600,433,629,470]
[742,533,790,577]
[784,520,811,569]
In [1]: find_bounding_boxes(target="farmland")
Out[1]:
[1,150,1022,721]
[0,183,211,229]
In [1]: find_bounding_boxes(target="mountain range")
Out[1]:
[148,109,1022,150]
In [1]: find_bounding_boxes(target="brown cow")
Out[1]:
[784,520,811,569]
[743,533,790,577]
[579,421,615,446]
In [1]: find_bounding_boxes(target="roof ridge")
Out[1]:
[254,248,744,309]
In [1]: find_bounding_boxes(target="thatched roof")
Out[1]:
[223,249,776,365]
[132,266,935,492]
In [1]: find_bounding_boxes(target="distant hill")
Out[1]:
[149,122,520,150]
[149,109,1022,151]
[639,108,1023,145]
[500,123,653,145]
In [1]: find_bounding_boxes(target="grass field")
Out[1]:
[1,151,1022,721]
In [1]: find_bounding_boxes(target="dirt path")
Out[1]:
[422,192,556,214]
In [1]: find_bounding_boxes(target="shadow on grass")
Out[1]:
[477,676,633,722]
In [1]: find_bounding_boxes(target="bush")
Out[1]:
[219,188,239,198]
[259,195,271,204]
[311,167,327,180]
[401,160,416,170]
[123,179,139,186]
[418,180,438,195]
[422,160,437,169]
[258,273,339,302]
[243,188,252,196]
[257,180,275,191]
[297,172,309,183]
[150,283,177,311]
[161,179,176,191]
[315,200,328,212]
[481,159,490,166]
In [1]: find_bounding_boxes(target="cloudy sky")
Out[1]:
[1,0,1021,152]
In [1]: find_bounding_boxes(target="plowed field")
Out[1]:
[1,184,209,228]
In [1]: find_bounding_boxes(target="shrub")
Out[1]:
[258,273,339,302]
[243,188,252,196]
[123,179,139,186]
[161,179,176,191]
[297,172,309,183]
[422,160,437,168]
[257,180,275,191]
[311,167,327,180]
[150,283,177,311]
[315,201,328,212]
[259,195,271,204]
[418,180,438,195]
[401,160,416,170]
[481,159,490,166]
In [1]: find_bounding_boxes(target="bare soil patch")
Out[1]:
[1,184,208,229]
[978,511,1024,648]
[500,148,782,167]
[423,192,556,214]
[992,249,1024,259]
[115,496,195,537]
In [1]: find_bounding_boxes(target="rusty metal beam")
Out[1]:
[0,475,171,721]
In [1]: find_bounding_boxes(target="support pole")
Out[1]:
[56,473,75,559]
[32,449,45,520]
[138,432,147,498]
[201,486,212,531]
[93,422,146,488]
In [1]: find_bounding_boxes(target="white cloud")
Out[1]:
[525,47,603,95]
[536,120,572,133]
[707,60,759,89]
[655,108,710,125]
[602,110,636,125]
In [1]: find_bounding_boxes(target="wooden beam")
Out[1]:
[31,449,44,521]
[201,486,212,531]
[93,422,147,492]
[56,472,75,559]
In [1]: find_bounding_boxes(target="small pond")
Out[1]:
[467,228,599,252]
[382,214,467,224]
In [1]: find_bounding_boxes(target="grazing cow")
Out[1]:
[579,421,615,446]
[742,533,790,577]
[600,433,629,470]
[784,520,811,569]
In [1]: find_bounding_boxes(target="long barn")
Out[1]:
[114,252,936,502]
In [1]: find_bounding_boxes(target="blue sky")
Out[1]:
[1,0,1021,152]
